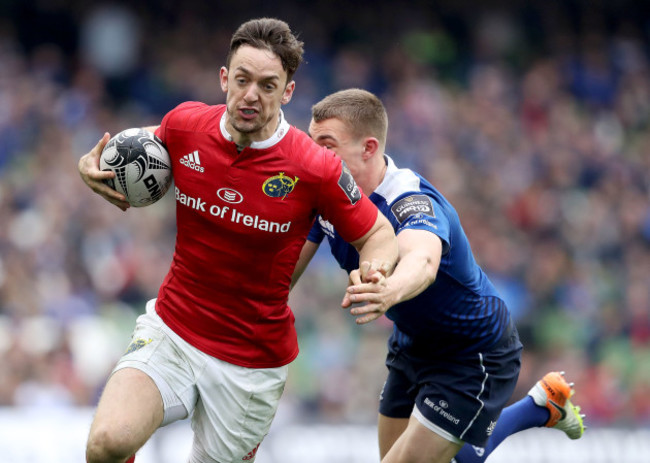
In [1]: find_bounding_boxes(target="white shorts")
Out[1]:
[113,299,288,462]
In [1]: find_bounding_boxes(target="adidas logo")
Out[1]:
[180,150,204,172]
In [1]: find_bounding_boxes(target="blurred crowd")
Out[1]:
[1,0,650,429]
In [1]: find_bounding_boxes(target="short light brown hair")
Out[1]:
[311,88,388,146]
[227,18,304,82]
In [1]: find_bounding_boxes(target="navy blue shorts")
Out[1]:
[378,326,522,447]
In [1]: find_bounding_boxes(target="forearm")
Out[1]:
[386,249,437,304]
[344,229,440,324]
[355,223,398,276]
[290,241,319,290]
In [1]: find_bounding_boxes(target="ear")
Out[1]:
[219,66,229,93]
[361,137,381,161]
[281,80,295,105]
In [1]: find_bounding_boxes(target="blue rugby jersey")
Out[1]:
[307,155,513,354]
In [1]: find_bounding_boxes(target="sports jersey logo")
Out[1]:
[180,150,204,172]
[318,216,335,238]
[176,186,292,233]
[337,161,361,205]
[217,187,244,204]
[262,172,298,199]
[391,194,435,223]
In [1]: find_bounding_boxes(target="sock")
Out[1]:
[453,396,549,463]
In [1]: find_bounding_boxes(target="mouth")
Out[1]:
[238,108,258,120]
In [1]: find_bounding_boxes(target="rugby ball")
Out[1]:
[100,128,172,207]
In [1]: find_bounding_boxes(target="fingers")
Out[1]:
[343,276,390,324]
[88,180,130,210]
[359,261,373,282]
[347,281,385,297]
[107,196,131,211]
[359,260,392,283]
[96,132,110,153]
[343,270,384,307]
[342,270,359,308]
[79,133,131,211]
[341,292,352,309]
[341,297,385,324]
[348,269,362,286]
[349,304,384,325]
[81,132,110,172]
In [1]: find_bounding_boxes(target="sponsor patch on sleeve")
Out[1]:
[337,161,362,205]
[391,194,435,223]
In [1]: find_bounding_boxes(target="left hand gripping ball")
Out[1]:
[100,128,172,207]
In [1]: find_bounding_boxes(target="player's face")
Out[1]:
[308,117,366,178]
[220,45,295,144]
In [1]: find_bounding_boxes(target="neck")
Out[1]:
[224,112,282,147]
[361,155,387,195]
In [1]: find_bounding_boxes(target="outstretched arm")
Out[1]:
[343,228,442,324]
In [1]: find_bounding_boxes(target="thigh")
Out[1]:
[379,351,418,419]
[88,367,164,454]
[378,414,408,459]
[412,329,522,447]
[382,415,462,463]
[116,299,200,425]
[190,358,288,462]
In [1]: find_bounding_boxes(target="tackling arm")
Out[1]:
[343,228,442,324]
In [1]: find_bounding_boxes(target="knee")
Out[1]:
[86,426,135,463]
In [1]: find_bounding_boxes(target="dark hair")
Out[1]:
[311,88,388,146]
[227,18,304,82]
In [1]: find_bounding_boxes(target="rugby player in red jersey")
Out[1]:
[78,19,397,463]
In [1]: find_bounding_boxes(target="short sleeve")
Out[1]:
[391,193,451,254]
[318,156,378,243]
[155,101,206,144]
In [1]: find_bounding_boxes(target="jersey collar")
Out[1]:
[220,109,291,149]
[373,154,422,204]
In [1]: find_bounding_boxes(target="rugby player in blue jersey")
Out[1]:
[293,89,584,463]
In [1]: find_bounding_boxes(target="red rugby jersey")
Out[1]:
[154,102,378,368]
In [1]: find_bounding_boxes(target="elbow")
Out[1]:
[423,258,438,285]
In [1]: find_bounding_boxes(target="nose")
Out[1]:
[243,84,259,104]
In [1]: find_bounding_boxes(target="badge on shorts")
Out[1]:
[125,338,153,354]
